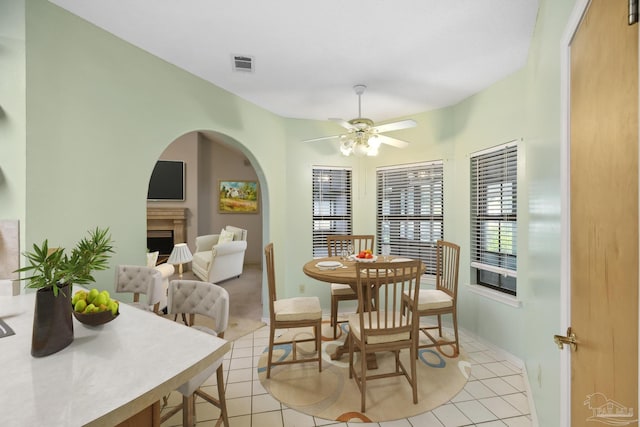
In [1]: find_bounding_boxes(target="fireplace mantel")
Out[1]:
[147,207,187,245]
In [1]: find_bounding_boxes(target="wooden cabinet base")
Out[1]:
[115,401,160,427]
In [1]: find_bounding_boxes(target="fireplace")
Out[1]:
[147,230,174,256]
[147,208,187,257]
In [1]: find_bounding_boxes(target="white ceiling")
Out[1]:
[48,0,539,123]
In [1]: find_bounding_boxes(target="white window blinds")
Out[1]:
[312,167,352,257]
[376,161,444,274]
[470,142,518,279]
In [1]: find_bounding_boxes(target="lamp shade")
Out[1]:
[167,243,193,265]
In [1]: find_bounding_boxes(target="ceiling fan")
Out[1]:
[303,84,416,157]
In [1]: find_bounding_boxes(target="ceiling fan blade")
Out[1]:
[376,134,410,149]
[372,119,417,134]
[329,118,357,130]
[302,135,341,143]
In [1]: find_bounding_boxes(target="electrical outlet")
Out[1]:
[299,284,305,293]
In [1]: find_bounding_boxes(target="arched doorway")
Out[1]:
[146,129,266,331]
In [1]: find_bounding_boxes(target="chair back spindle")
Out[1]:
[327,235,374,257]
[264,243,278,324]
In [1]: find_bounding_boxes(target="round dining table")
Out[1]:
[303,255,367,285]
[303,255,416,368]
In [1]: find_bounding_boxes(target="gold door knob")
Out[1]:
[554,327,578,351]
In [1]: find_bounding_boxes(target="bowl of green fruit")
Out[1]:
[71,288,119,326]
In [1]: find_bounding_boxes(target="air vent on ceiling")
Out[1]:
[233,55,254,72]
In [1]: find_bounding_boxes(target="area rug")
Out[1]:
[257,321,471,423]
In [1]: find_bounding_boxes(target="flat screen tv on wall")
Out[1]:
[147,160,185,201]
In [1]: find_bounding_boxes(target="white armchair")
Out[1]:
[155,263,175,311]
[146,251,175,311]
[192,226,247,283]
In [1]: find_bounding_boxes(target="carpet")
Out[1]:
[160,312,265,341]
[257,321,471,423]
[225,315,266,341]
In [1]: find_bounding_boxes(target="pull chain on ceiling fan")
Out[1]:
[302,85,417,157]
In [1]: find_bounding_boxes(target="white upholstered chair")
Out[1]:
[265,242,322,378]
[115,265,164,313]
[161,279,230,427]
[192,226,247,283]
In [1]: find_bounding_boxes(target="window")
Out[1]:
[312,167,352,257]
[470,141,518,295]
[376,161,444,274]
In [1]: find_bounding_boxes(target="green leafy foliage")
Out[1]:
[15,227,115,297]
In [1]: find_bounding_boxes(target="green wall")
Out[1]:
[0,0,26,228]
[23,0,295,288]
[7,0,578,425]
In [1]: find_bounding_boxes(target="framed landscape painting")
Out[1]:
[219,180,259,214]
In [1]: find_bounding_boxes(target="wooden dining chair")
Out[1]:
[402,240,461,356]
[348,259,422,412]
[327,235,375,339]
[160,279,230,427]
[264,243,322,378]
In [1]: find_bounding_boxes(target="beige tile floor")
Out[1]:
[160,324,534,427]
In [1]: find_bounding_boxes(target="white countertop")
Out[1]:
[0,290,230,426]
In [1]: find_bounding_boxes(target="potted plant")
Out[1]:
[16,227,114,357]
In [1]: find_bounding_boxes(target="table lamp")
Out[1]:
[167,243,193,278]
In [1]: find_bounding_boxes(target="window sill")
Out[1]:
[465,284,522,308]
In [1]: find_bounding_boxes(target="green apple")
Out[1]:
[94,292,108,307]
[100,289,110,300]
[72,290,87,306]
[108,300,119,315]
[87,288,100,304]
[83,303,97,314]
[74,299,87,313]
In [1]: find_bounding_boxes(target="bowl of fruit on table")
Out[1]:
[354,249,377,262]
[71,288,119,326]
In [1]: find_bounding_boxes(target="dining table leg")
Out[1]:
[331,339,378,370]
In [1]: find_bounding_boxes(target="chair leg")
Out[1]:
[331,295,338,339]
[452,309,460,356]
[316,321,322,373]
[348,332,354,379]
[360,343,367,413]
[216,365,229,427]
[410,341,418,404]
[192,395,197,425]
[183,394,194,427]
[267,325,275,379]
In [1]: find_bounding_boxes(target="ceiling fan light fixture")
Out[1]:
[352,141,370,157]
[303,85,416,155]
[368,135,381,149]
[340,139,354,156]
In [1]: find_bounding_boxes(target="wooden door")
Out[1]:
[569,0,638,425]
